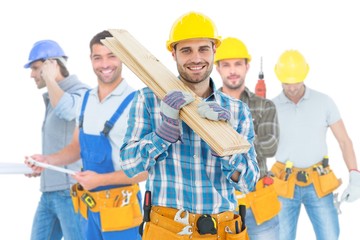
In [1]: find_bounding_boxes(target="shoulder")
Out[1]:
[63,75,91,91]
[215,90,244,106]
[136,87,156,98]
[308,88,332,100]
[249,92,276,109]
[271,93,284,105]
[306,88,337,107]
[133,87,160,105]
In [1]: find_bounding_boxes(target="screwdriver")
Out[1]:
[139,190,151,236]
[284,160,293,181]
[239,204,246,232]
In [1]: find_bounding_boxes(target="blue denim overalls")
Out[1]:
[79,90,141,240]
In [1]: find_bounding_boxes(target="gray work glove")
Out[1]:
[197,101,231,157]
[341,170,360,202]
[155,90,194,143]
[197,101,231,122]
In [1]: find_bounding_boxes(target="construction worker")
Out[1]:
[26,30,148,240]
[271,49,360,240]
[215,37,280,240]
[24,40,90,240]
[120,11,259,240]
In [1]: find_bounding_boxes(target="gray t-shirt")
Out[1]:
[41,74,90,192]
[272,86,340,168]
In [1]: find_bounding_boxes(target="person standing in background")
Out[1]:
[271,49,360,240]
[215,37,280,240]
[120,12,259,239]
[24,40,90,240]
[26,30,148,240]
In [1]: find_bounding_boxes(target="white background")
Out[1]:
[1,0,359,239]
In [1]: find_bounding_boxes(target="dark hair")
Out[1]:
[56,58,69,77]
[89,30,113,52]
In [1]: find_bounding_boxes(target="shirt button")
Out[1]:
[161,144,166,148]
[232,160,236,165]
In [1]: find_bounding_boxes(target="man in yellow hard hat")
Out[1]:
[271,50,360,240]
[120,12,259,239]
[215,37,280,240]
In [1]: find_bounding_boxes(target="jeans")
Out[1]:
[30,190,84,240]
[279,184,339,240]
[84,211,140,240]
[246,207,280,240]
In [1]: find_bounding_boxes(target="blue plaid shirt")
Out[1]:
[120,82,259,214]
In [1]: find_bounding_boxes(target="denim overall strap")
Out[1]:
[79,91,136,191]
[102,91,136,136]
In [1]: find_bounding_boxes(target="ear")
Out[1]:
[216,64,220,73]
[245,62,250,73]
[172,50,176,60]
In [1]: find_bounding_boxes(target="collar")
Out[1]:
[204,78,217,101]
[91,79,129,100]
[217,86,253,101]
[279,84,311,104]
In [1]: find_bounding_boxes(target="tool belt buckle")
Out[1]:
[197,214,217,235]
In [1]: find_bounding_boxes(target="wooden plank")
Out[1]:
[102,29,250,156]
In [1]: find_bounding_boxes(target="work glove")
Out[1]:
[197,101,231,122]
[341,170,360,202]
[155,90,194,143]
[197,101,232,157]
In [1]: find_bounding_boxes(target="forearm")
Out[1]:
[46,78,64,108]
[340,139,357,171]
[121,133,170,177]
[100,171,148,186]
[254,135,278,157]
[223,148,260,193]
[48,141,81,166]
[255,107,279,157]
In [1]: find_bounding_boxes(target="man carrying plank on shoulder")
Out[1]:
[120,11,259,240]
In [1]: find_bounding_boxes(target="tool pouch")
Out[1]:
[70,184,88,219]
[271,162,296,199]
[99,200,142,232]
[219,216,248,240]
[99,186,142,232]
[247,181,281,225]
[70,184,79,213]
[225,228,249,240]
[143,222,187,240]
[311,170,342,198]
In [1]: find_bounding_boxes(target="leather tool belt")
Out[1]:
[271,161,342,199]
[70,183,142,232]
[142,206,249,240]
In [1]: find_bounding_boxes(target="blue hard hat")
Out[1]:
[24,40,68,68]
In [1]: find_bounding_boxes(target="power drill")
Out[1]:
[255,56,266,98]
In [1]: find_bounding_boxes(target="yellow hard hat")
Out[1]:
[274,50,309,83]
[214,37,251,63]
[166,11,221,52]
